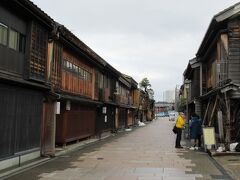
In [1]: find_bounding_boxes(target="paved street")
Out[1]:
[5,118,233,180]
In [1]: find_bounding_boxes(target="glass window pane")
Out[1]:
[0,23,8,46]
[9,29,19,50]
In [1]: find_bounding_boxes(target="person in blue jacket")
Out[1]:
[189,113,202,150]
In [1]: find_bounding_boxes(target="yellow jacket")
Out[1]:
[176,115,185,129]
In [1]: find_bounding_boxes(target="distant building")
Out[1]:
[174,85,180,111]
[163,90,175,103]
[155,101,174,113]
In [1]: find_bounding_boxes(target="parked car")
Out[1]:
[168,111,177,121]
[155,112,165,117]
[164,111,169,117]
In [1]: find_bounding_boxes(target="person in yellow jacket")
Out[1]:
[175,112,186,148]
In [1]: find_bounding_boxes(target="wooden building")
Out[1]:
[183,2,240,148]
[45,22,139,148]
[138,90,154,122]
[49,26,109,147]
[0,0,151,171]
[96,64,120,135]
[0,0,54,169]
[122,74,139,126]
[183,58,201,119]
[115,75,131,129]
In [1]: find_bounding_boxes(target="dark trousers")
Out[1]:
[197,134,201,147]
[175,128,182,147]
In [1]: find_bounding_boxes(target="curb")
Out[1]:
[207,149,240,156]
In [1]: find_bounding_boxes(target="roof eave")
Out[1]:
[196,2,240,57]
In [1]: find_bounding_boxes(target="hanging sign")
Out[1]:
[102,107,107,114]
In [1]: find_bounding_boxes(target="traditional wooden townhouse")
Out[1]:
[132,88,141,123]
[115,75,132,129]
[97,64,121,135]
[44,23,140,151]
[0,0,149,171]
[145,93,154,121]
[188,2,240,147]
[138,90,147,122]
[182,58,201,138]
[177,85,186,113]
[183,58,201,120]
[0,0,54,169]
[122,74,139,127]
[141,90,155,122]
[147,93,155,121]
[47,25,118,148]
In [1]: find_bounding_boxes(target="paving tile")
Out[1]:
[162,177,195,180]
[138,177,163,180]
[134,167,164,174]
[104,175,138,180]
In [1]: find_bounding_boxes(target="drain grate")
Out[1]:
[97,157,104,160]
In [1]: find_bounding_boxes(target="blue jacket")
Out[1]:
[190,116,202,139]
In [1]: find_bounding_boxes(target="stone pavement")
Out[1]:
[4,118,235,180]
[213,155,240,180]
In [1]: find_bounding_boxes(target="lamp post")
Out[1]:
[184,79,191,139]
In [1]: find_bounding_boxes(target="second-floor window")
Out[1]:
[62,59,92,81]
[0,23,8,46]
[0,22,25,53]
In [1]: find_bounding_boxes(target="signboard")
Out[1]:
[203,127,216,146]
[56,102,60,114]
[102,107,107,114]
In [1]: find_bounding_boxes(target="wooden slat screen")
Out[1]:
[61,50,93,97]
[29,21,48,81]
[51,43,62,89]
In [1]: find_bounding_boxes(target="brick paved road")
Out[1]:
[5,118,232,180]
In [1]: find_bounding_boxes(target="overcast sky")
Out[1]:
[32,0,239,101]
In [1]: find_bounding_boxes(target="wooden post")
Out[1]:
[41,99,56,157]
[217,110,224,142]
[203,98,211,125]
[224,92,231,147]
[208,96,218,127]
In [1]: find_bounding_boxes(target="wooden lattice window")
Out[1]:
[51,43,62,88]
[29,21,48,81]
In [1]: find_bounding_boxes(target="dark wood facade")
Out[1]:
[183,3,240,148]
[50,27,105,145]
[183,58,201,118]
[61,48,93,97]
[56,102,96,145]
[0,0,53,163]
[96,66,120,134]
[0,0,154,170]
[115,76,131,129]
[0,84,43,159]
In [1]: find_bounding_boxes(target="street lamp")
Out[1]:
[184,79,191,139]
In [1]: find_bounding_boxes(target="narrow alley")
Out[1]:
[5,118,232,180]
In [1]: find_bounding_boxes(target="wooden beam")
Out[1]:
[202,98,211,125]
[224,92,231,145]
[208,95,218,127]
